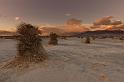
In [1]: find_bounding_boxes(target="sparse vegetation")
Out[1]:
[85,36,91,44]
[119,37,124,40]
[92,36,96,40]
[3,23,47,68]
[48,32,58,45]
[16,23,47,62]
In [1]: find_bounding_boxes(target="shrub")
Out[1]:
[85,37,91,44]
[48,32,58,45]
[16,23,47,62]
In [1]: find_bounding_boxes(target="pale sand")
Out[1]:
[0,38,124,82]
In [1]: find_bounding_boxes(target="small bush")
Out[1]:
[120,37,124,40]
[92,37,96,40]
[48,32,58,45]
[85,37,91,44]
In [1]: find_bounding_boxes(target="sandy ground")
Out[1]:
[0,38,124,82]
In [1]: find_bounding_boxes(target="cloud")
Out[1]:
[91,16,124,30]
[93,16,113,25]
[39,18,88,35]
[111,20,122,25]
[40,25,89,36]
[66,18,82,26]
[65,13,72,16]
[105,24,124,30]
[15,16,21,21]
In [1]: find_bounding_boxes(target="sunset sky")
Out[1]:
[0,0,124,30]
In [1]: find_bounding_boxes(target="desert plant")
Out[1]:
[81,37,84,39]
[1,23,47,69]
[16,23,47,62]
[48,32,58,45]
[85,36,91,44]
[92,36,96,40]
[119,37,124,40]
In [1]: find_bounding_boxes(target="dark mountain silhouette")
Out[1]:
[79,30,124,37]
[0,30,15,35]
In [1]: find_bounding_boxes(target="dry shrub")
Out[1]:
[3,23,47,68]
[119,37,124,40]
[85,37,91,44]
[48,32,58,45]
[92,37,96,40]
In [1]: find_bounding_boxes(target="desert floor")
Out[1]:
[0,38,124,82]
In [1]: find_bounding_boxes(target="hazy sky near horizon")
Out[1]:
[0,0,124,30]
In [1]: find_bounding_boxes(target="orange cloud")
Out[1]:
[40,25,89,36]
[91,16,124,31]
[66,18,82,26]
[93,16,113,25]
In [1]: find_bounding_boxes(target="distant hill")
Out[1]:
[1,29,124,38]
[0,30,15,36]
[79,30,124,37]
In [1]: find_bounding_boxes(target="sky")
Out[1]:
[0,0,124,30]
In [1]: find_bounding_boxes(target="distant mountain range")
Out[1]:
[79,30,124,37]
[0,29,124,38]
[0,30,15,36]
